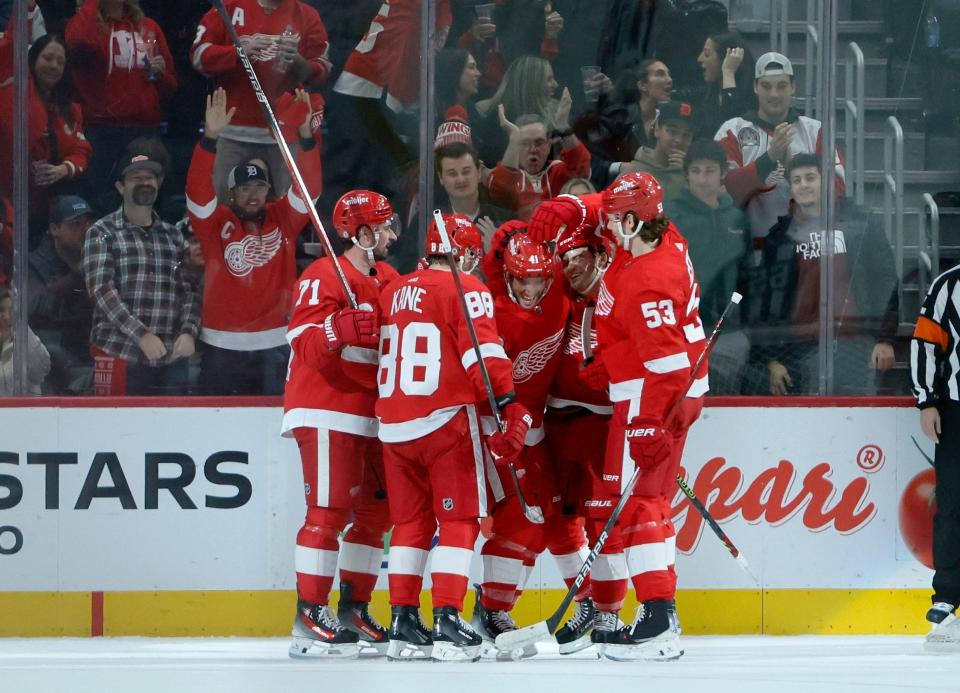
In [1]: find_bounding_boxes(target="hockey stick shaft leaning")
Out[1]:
[432,210,543,525]
[495,291,743,652]
[210,0,357,308]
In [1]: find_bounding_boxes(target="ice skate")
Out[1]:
[602,599,683,662]
[337,581,388,657]
[555,597,595,655]
[431,606,482,662]
[925,602,960,652]
[387,605,433,660]
[589,608,623,658]
[470,584,536,660]
[288,600,360,659]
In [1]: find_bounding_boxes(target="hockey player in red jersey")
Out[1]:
[526,195,631,651]
[187,87,321,395]
[376,213,530,662]
[282,190,400,658]
[191,0,331,197]
[592,172,707,661]
[471,225,595,657]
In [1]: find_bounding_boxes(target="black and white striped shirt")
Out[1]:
[911,265,960,408]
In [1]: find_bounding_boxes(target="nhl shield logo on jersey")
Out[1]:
[442,497,454,511]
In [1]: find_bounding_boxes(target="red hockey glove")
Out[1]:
[487,402,533,460]
[626,417,673,471]
[579,353,610,391]
[527,196,586,245]
[490,220,528,260]
[322,308,379,351]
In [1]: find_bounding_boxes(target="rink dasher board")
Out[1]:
[0,399,936,636]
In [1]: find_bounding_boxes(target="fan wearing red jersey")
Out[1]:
[592,172,707,661]
[192,0,331,199]
[282,189,400,659]
[186,88,320,395]
[470,227,599,657]
[529,201,632,649]
[376,214,527,663]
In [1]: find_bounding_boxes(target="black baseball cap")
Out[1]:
[50,195,94,223]
[228,162,270,189]
[115,152,163,181]
[657,101,696,127]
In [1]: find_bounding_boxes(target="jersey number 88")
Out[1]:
[378,322,442,397]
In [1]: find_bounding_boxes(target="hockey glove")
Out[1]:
[527,196,587,245]
[322,308,379,351]
[626,417,673,471]
[579,353,610,391]
[487,402,533,460]
[490,220,528,260]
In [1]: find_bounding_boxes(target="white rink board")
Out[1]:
[0,405,935,591]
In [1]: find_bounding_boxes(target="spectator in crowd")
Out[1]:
[488,94,591,220]
[740,153,898,396]
[66,0,177,212]
[0,0,47,44]
[27,194,95,393]
[82,152,200,396]
[665,139,749,394]
[715,52,845,239]
[0,285,51,395]
[186,88,320,396]
[559,177,595,195]
[696,30,754,138]
[0,32,91,247]
[575,58,672,189]
[475,54,562,167]
[620,100,696,203]
[192,0,331,201]
[436,47,484,155]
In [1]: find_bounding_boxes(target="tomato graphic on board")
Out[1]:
[899,437,937,569]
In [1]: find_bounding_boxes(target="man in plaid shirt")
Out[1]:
[82,153,201,396]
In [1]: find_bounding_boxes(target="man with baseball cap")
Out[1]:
[620,101,697,203]
[82,150,200,396]
[713,51,845,239]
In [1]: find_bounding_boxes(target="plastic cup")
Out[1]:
[581,65,601,101]
[475,3,495,21]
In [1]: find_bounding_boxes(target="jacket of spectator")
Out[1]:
[82,207,200,364]
[0,287,51,394]
[65,0,177,128]
[714,108,845,238]
[625,145,686,202]
[665,187,749,332]
[192,0,331,144]
[488,140,590,220]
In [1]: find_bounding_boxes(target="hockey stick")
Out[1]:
[210,0,357,308]
[495,291,744,652]
[580,300,595,365]
[432,210,544,525]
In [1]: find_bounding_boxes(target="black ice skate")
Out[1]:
[337,581,388,657]
[431,605,482,662]
[386,605,433,660]
[555,597,595,655]
[602,599,683,662]
[470,584,536,660]
[925,602,960,652]
[289,600,360,659]
[589,608,623,657]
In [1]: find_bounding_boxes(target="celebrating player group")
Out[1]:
[282,171,708,663]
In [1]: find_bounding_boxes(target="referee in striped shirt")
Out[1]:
[912,265,960,638]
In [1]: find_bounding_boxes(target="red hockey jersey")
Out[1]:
[192,0,330,143]
[375,267,513,442]
[548,292,613,415]
[65,1,177,128]
[283,256,399,437]
[334,0,451,112]
[185,139,320,349]
[596,224,708,422]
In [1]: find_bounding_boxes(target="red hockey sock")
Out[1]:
[295,507,349,605]
[432,519,479,611]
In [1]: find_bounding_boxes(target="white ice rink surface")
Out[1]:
[2,636,959,693]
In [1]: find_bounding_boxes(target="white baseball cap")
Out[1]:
[755,52,793,79]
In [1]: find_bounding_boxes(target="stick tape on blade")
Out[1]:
[495,620,552,651]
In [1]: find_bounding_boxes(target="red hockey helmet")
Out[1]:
[426,213,484,272]
[601,172,664,223]
[333,190,395,240]
[504,234,554,309]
